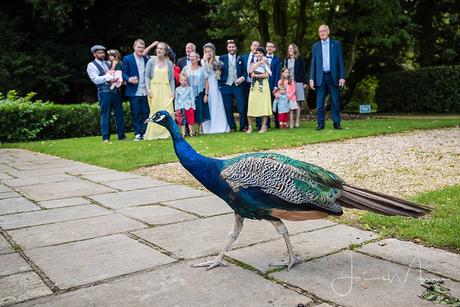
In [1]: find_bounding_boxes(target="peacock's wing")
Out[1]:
[221,152,344,214]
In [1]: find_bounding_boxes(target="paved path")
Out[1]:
[0,149,459,306]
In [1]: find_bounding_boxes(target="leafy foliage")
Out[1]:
[0,91,132,142]
[375,65,460,113]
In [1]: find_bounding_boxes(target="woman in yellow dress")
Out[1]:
[247,47,272,133]
[144,42,175,139]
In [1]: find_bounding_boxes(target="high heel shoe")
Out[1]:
[246,126,253,133]
[258,127,267,133]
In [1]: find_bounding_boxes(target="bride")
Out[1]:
[201,43,230,134]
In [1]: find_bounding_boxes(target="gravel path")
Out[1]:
[135,128,460,199]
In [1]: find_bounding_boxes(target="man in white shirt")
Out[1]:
[86,45,126,142]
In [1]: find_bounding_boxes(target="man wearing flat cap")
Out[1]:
[87,44,126,142]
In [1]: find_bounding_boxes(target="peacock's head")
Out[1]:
[145,110,172,127]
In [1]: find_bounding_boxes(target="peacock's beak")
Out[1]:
[144,117,153,124]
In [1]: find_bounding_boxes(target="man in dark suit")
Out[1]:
[218,40,247,131]
[309,24,345,130]
[177,42,196,71]
[265,41,281,128]
[122,39,150,141]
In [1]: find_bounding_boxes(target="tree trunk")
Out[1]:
[415,0,437,66]
[345,33,358,79]
[273,0,288,57]
[294,0,308,52]
[256,0,270,44]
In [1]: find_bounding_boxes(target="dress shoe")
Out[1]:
[333,124,343,130]
[316,126,324,131]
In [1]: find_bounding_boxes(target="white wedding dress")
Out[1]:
[202,60,230,134]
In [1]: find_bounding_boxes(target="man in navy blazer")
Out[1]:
[218,40,248,131]
[266,41,281,128]
[309,24,345,130]
[122,39,150,141]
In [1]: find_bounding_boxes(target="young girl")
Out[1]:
[107,49,123,90]
[175,72,196,137]
[278,67,297,129]
[272,85,290,128]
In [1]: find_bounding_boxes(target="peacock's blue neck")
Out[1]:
[164,118,226,195]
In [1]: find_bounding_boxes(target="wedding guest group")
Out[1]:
[86,24,345,141]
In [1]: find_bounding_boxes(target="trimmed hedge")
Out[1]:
[0,92,132,142]
[375,65,460,113]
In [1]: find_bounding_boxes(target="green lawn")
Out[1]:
[355,185,460,253]
[2,117,459,171]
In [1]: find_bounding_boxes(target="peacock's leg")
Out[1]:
[192,213,244,270]
[268,220,300,271]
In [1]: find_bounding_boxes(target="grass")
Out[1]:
[2,117,459,171]
[346,185,460,253]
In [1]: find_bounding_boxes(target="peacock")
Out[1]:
[146,110,430,271]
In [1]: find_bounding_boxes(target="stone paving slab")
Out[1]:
[12,161,75,171]
[133,214,335,259]
[228,224,377,272]
[3,174,78,188]
[359,238,460,280]
[0,205,111,230]
[0,235,14,255]
[270,250,460,307]
[18,260,311,307]
[117,205,197,225]
[0,253,31,277]
[10,214,147,250]
[0,271,53,306]
[79,171,140,182]
[89,185,209,209]
[0,172,13,180]
[162,195,233,217]
[25,234,176,289]
[38,197,91,209]
[0,185,12,193]
[19,180,116,201]
[0,198,40,215]
[0,191,22,200]
[6,168,72,178]
[101,177,171,191]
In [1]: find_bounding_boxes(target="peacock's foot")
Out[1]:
[191,258,228,271]
[268,255,300,271]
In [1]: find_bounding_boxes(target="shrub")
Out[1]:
[375,65,460,113]
[0,91,132,142]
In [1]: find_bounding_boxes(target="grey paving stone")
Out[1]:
[0,271,52,305]
[80,171,140,182]
[0,253,31,277]
[10,214,147,249]
[0,172,13,180]
[18,260,311,307]
[19,180,116,201]
[3,174,78,188]
[89,185,209,209]
[163,195,233,217]
[117,205,197,225]
[0,191,21,200]
[13,161,74,171]
[270,251,460,307]
[7,168,70,178]
[0,185,12,193]
[359,238,460,280]
[0,205,111,230]
[25,234,176,289]
[228,224,377,272]
[101,177,170,191]
[133,214,335,259]
[0,198,40,215]
[38,197,91,209]
[0,235,14,255]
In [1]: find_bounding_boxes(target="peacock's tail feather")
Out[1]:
[339,184,431,217]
